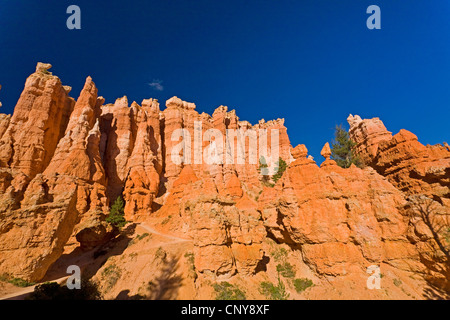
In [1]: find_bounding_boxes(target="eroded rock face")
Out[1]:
[0,171,78,281]
[347,114,393,165]
[0,69,106,281]
[0,114,10,142]
[258,148,419,276]
[375,130,450,198]
[161,99,292,197]
[75,212,115,251]
[347,116,450,290]
[0,63,75,177]
[43,76,108,222]
[99,98,164,220]
[0,64,291,282]
[348,115,450,199]
[153,165,266,278]
[0,64,448,297]
[188,194,265,278]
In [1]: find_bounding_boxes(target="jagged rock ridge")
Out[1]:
[0,64,448,299]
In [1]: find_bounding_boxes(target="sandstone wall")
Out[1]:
[0,64,292,281]
[0,64,448,295]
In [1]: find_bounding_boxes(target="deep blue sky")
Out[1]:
[0,0,449,160]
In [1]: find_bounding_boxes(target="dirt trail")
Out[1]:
[138,223,192,244]
[0,222,192,300]
[0,275,69,300]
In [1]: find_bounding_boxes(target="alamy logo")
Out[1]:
[367,5,381,30]
[67,5,81,30]
[66,265,81,289]
[366,265,381,289]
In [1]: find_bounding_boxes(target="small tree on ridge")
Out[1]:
[331,124,362,168]
[106,196,127,229]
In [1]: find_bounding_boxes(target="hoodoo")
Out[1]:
[0,63,449,300]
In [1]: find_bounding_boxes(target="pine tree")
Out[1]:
[258,156,269,175]
[258,156,274,187]
[272,157,287,183]
[258,156,269,181]
[331,124,362,168]
[106,196,127,229]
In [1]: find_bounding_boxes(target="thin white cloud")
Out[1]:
[149,79,164,91]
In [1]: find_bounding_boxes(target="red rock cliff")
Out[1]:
[0,65,448,298]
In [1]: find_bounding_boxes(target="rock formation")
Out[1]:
[348,115,450,201]
[0,172,79,281]
[259,146,415,277]
[0,64,292,282]
[320,142,331,160]
[0,63,75,177]
[0,64,449,299]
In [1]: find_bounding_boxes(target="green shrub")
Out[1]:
[138,233,150,241]
[393,279,402,287]
[106,196,127,229]
[184,252,197,280]
[9,278,35,287]
[161,215,172,225]
[262,180,275,188]
[129,252,138,259]
[0,274,34,287]
[26,279,101,300]
[213,282,246,300]
[272,248,289,263]
[444,227,450,244]
[101,264,121,289]
[276,262,296,278]
[258,156,269,175]
[272,158,287,183]
[293,278,313,293]
[155,247,167,261]
[331,124,363,168]
[259,279,289,300]
[258,156,274,187]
